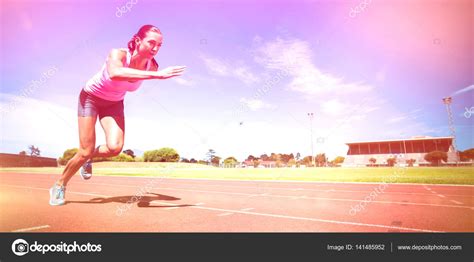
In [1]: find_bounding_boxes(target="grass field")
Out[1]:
[1,162,473,185]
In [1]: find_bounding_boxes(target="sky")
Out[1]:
[0,0,473,161]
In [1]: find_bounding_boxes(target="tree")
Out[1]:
[424,151,447,166]
[144,147,180,162]
[28,145,40,157]
[406,159,416,167]
[270,153,278,161]
[206,149,216,163]
[246,155,256,161]
[253,159,260,168]
[332,156,345,165]
[296,152,301,162]
[459,148,474,161]
[122,149,135,158]
[108,153,135,162]
[181,158,190,163]
[58,148,78,165]
[369,158,377,167]
[301,156,312,166]
[275,159,283,168]
[211,156,221,166]
[386,157,397,167]
[197,160,208,165]
[287,158,297,167]
[281,153,293,163]
[316,153,327,167]
[223,157,238,167]
[260,154,270,161]
[190,158,197,163]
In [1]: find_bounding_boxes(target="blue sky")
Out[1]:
[0,0,472,160]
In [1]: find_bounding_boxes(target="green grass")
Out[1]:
[1,163,473,185]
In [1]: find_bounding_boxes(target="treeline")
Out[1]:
[243,153,345,167]
[56,147,474,167]
[58,147,182,165]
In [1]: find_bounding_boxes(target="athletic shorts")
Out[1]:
[77,89,124,119]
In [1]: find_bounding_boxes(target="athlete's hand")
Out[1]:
[156,66,186,79]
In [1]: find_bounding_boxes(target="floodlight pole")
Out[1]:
[307,113,315,166]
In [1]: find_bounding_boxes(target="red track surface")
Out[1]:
[1,172,473,232]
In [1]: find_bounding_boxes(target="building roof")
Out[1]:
[346,136,453,145]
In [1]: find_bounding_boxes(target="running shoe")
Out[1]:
[49,184,66,206]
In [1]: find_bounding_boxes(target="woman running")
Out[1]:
[49,25,185,206]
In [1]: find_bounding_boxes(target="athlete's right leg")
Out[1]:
[50,115,97,205]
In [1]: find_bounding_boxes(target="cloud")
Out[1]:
[451,84,474,97]
[234,66,259,84]
[254,37,374,96]
[173,77,194,87]
[239,98,275,111]
[199,54,259,85]
[321,99,346,116]
[387,116,407,123]
[199,54,229,76]
[386,108,425,124]
[0,93,78,157]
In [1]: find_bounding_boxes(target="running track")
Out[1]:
[1,172,473,232]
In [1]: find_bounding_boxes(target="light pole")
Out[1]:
[442,96,460,164]
[307,113,315,167]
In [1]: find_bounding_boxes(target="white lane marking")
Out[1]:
[240,208,254,211]
[437,194,446,198]
[55,174,474,187]
[217,212,234,217]
[0,185,446,233]
[12,225,50,232]
[163,207,180,210]
[74,181,474,198]
[249,193,268,197]
[450,200,463,205]
[0,184,109,197]
[3,175,473,197]
[4,171,474,189]
[148,187,473,210]
[291,196,306,200]
[195,202,205,206]
[149,201,176,206]
[292,188,304,191]
[188,205,441,233]
[2,184,472,210]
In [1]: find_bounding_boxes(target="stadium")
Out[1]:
[342,136,459,167]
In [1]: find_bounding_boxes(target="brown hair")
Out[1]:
[127,25,161,70]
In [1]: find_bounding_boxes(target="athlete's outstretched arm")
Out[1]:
[107,49,185,81]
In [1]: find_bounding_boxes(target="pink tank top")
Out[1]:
[83,48,151,101]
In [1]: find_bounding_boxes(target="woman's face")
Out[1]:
[136,31,163,58]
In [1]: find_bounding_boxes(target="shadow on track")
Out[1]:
[66,192,194,208]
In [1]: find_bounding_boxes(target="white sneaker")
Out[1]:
[49,184,66,206]
[80,160,92,180]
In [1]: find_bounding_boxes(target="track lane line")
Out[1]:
[1,184,443,233]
